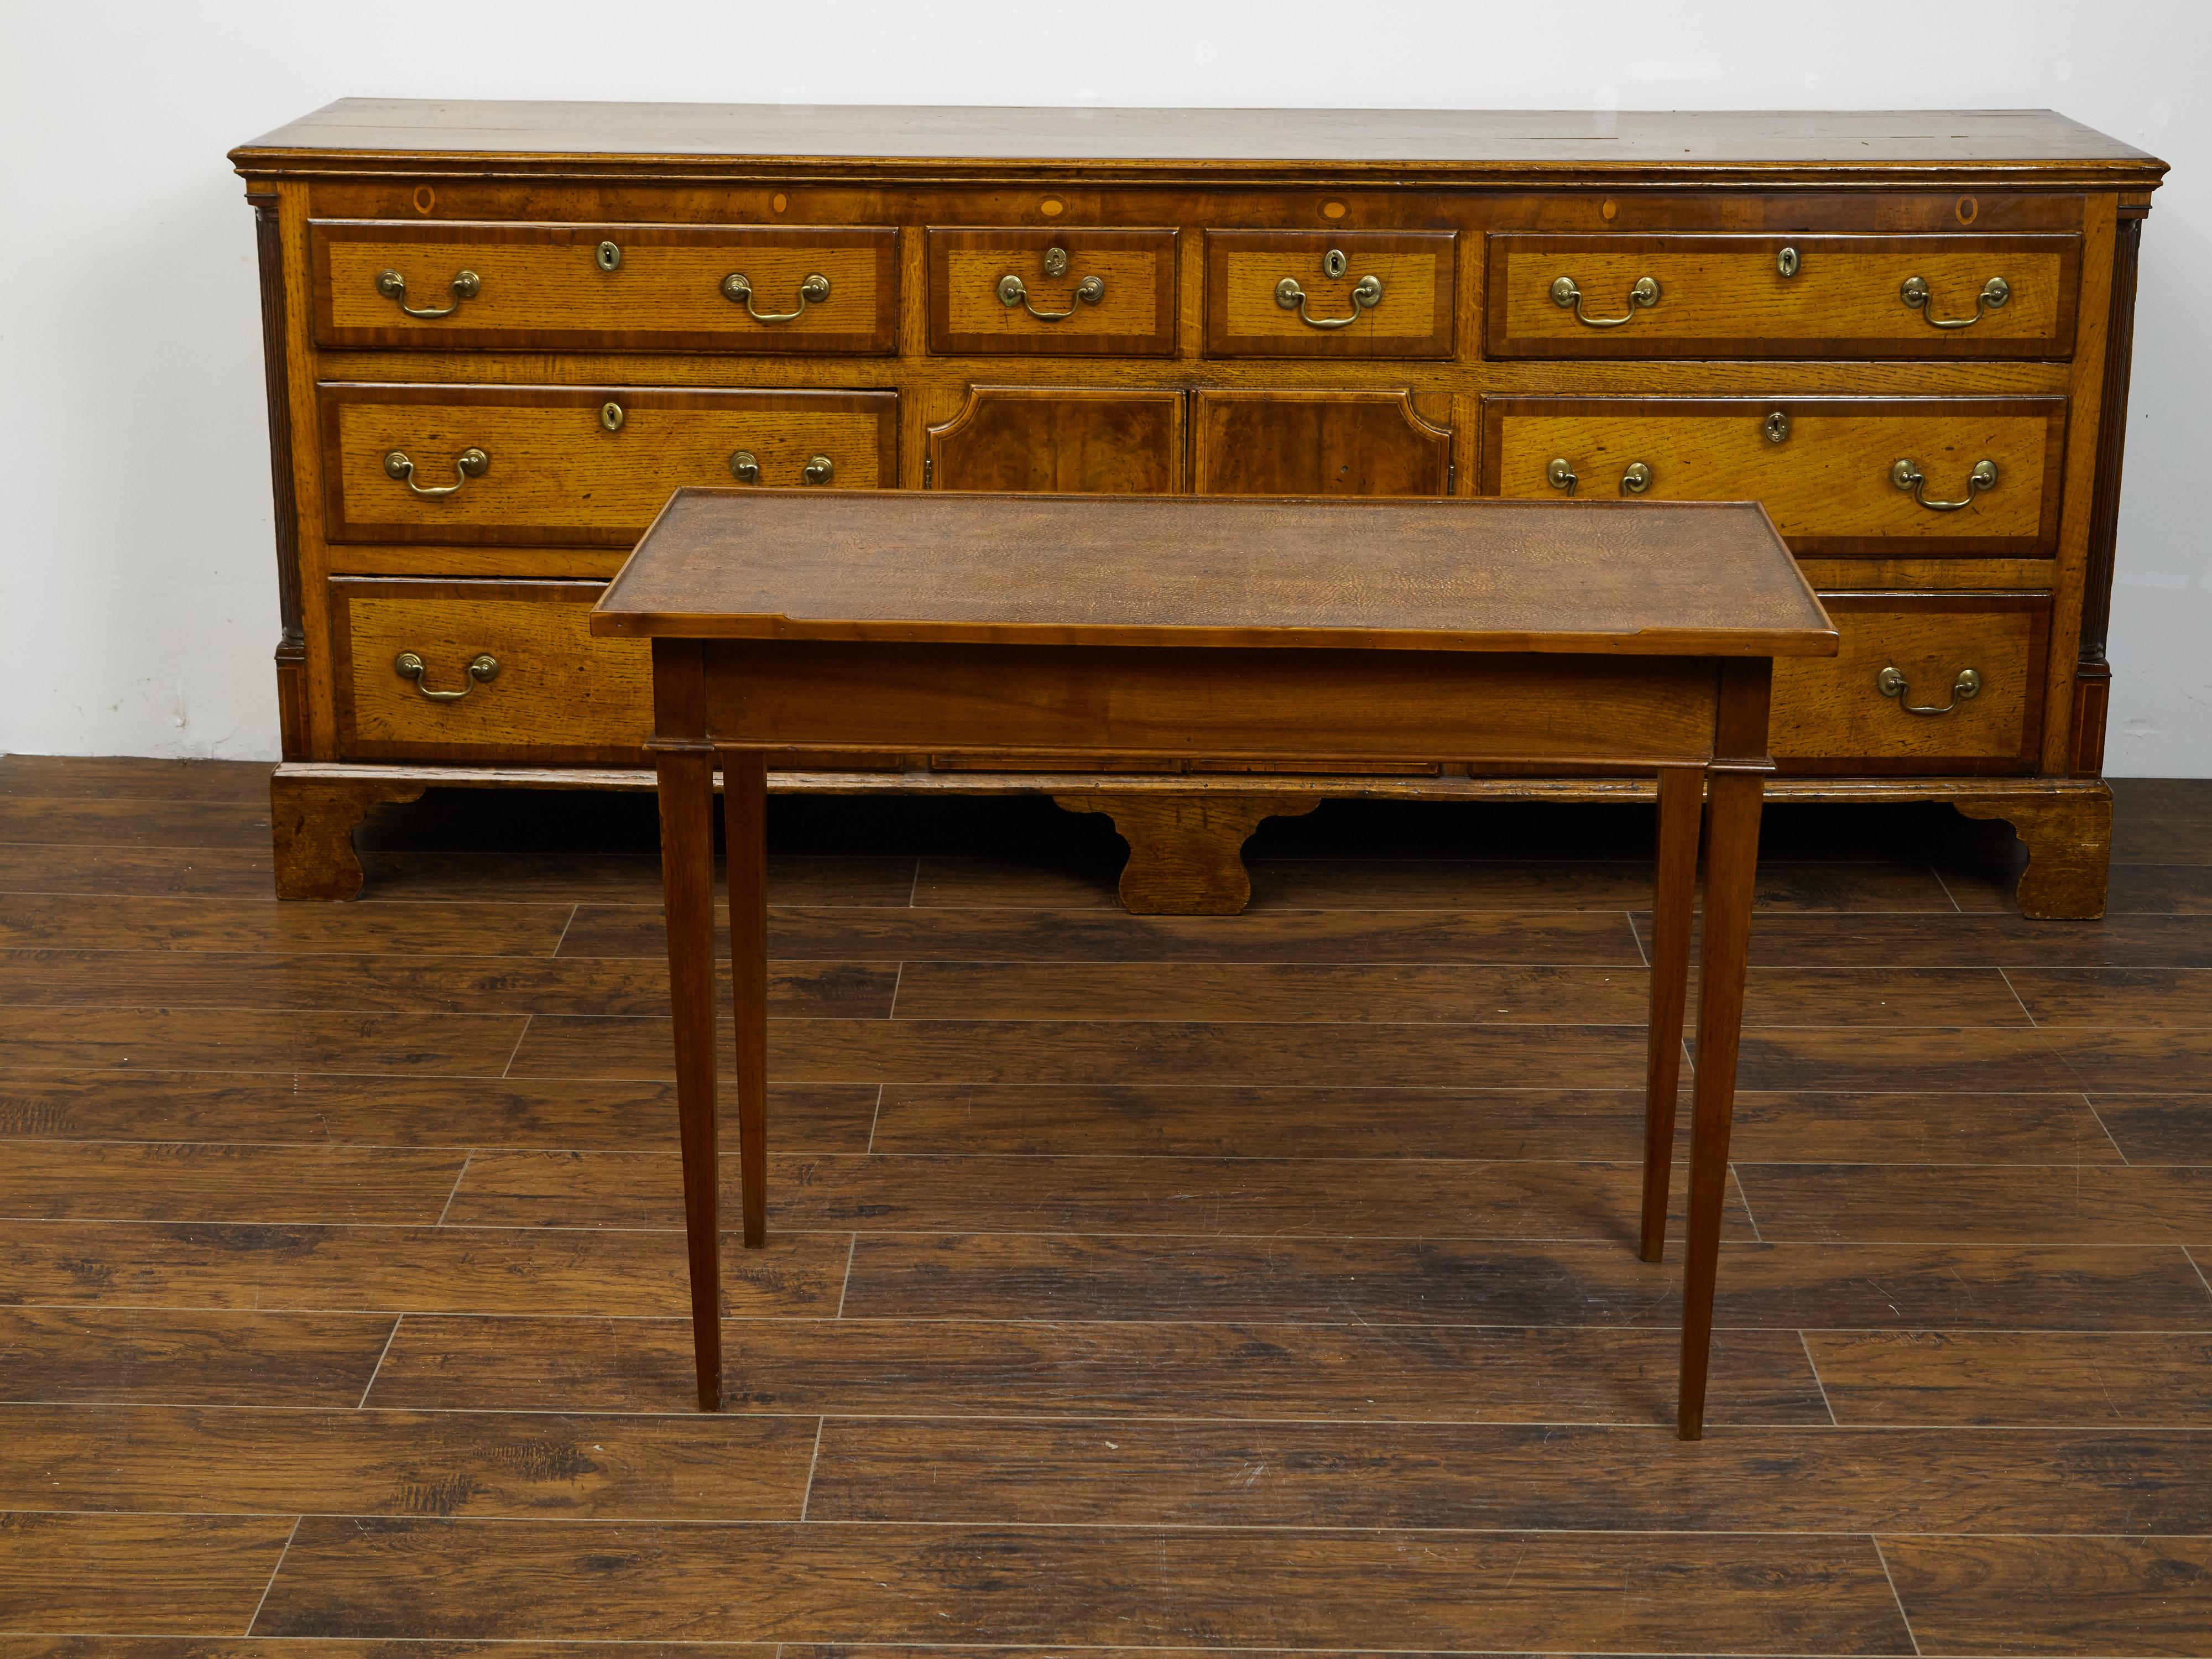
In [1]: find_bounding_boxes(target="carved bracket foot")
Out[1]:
[270,768,429,900]
[1054,792,1323,914]
[1954,784,2113,919]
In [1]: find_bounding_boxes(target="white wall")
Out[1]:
[3,0,2205,771]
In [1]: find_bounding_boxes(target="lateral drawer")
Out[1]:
[1205,231,1455,358]
[927,229,1177,356]
[328,577,904,770]
[310,221,898,352]
[1486,233,2079,358]
[1483,397,2065,557]
[1771,593,2049,774]
[320,384,898,546]
[331,579,649,764]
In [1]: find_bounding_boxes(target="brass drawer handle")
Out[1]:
[1877,664,1981,716]
[1550,274,1660,328]
[394,651,499,702]
[721,271,829,322]
[1901,274,2010,328]
[729,451,835,486]
[384,447,488,498]
[997,249,1107,319]
[1275,249,1384,330]
[1547,458,1651,497]
[1892,456,1997,512]
[375,268,480,319]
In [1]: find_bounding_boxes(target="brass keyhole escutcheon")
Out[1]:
[599,402,625,432]
[1322,248,1349,279]
[596,241,622,272]
[1776,245,1800,278]
[1764,411,1792,444]
[1042,246,1070,277]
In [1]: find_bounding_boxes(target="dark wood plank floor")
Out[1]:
[2,754,2210,1655]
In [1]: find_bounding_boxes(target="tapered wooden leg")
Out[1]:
[1677,765,1764,1440]
[722,748,770,1250]
[1641,765,1703,1263]
[655,747,722,1412]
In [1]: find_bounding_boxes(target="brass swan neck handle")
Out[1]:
[721,272,830,323]
[375,268,480,319]
[384,448,488,498]
[1551,274,1660,328]
[394,652,499,702]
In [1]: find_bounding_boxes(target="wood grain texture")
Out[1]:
[440,1149,1739,1238]
[0,1511,299,1635]
[1190,389,1452,495]
[330,578,649,763]
[499,1016,1655,1089]
[1883,1533,2212,1657]
[930,229,1176,356]
[807,1418,2212,1533]
[1204,232,1455,357]
[865,1083,2128,1163]
[233,101,2167,186]
[1808,1332,2212,1425]
[362,1316,1827,1424]
[13,757,2211,1647]
[1769,594,2049,773]
[311,221,899,352]
[1483,396,2065,555]
[0,1307,397,1405]
[0,1404,816,1519]
[0,1222,847,1316]
[592,491,1829,657]
[1489,233,2079,358]
[926,387,1186,494]
[251,1517,1908,1648]
[0,1072,878,1152]
[321,385,896,546]
[833,1234,2212,1331]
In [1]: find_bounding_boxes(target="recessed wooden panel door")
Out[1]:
[926,387,1186,493]
[1192,390,1453,496]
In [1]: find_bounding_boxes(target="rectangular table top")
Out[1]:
[231,101,2165,191]
[591,491,1836,659]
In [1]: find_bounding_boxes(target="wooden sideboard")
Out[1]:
[231,102,2165,915]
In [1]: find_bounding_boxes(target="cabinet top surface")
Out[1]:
[232,99,2164,186]
[589,491,1837,658]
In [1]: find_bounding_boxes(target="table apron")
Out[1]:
[684,640,1726,765]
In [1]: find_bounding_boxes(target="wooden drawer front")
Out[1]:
[311,222,898,352]
[1194,390,1452,496]
[1488,234,2079,358]
[1205,232,1455,358]
[1484,398,2064,557]
[927,229,1177,356]
[321,384,898,546]
[331,580,648,764]
[928,388,1185,493]
[1772,594,2049,774]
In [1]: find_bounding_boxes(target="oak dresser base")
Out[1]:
[270,761,2111,917]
